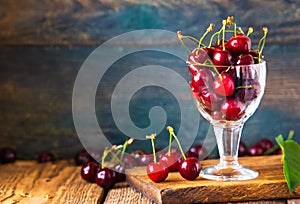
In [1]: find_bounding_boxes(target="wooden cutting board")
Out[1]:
[126,155,300,204]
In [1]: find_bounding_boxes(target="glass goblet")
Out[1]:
[189,61,266,181]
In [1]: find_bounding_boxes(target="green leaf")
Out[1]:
[276,133,300,193]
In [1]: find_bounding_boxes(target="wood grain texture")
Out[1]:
[0,0,299,45]
[126,155,300,204]
[0,160,105,204]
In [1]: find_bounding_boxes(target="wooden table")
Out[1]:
[0,155,299,204]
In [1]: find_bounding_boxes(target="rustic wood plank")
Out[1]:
[104,187,155,204]
[0,0,298,45]
[126,155,300,204]
[0,160,105,204]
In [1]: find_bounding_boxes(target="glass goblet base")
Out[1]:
[200,164,258,181]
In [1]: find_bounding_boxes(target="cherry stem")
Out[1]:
[177,31,191,53]
[258,27,268,62]
[263,144,279,155]
[234,22,237,37]
[222,19,226,51]
[168,131,172,156]
[167,126,186,160]
[238,27,244,34]
[235,85,255,90]
[246,27,253,36]
[196,24,214,53]
[120,138,134,162]
[146,134,157,163]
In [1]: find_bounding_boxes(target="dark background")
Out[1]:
[0,0,299,159]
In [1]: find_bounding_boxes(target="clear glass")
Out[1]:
[189,61,266,181]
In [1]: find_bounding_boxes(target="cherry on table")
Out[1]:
[186,145,207,160]
[248,144,264,156]
[123,154,137,169]
[113,163,126,182]
[95,167,116,190]
[0,147,17,164]
[258,138,273,152]
[160,152,182,172]
[74,149,94,166]
[81,161,99,183]
[37,151,55,163]
[178,157,201,180]
[147,162,169,183]
[238,141,248,157]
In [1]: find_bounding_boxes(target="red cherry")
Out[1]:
[81,161,99,183]
[114,163,126,182]
[95,167,116,189]
[147,162,169,182]
[238,141,248,156]
[226,34,251,56]
[258,139,273,151]
[211,111,223,120]
[0,147,17,164]
[237,79,260,102]
[212,49,233,68]
[74,149,94,166]
[138,154,152,166]
[199,89,223,110]
[190,68,214,92]
[160,154,180,172]
[188,48,211,74]
[38,152,55,163]
[178,157,201,180]
[185,145,207,160]
[236,54,254,65]
[248,144,264,156]
[221,98,245,120]
[212,73,235,97]
[123,154,137,169]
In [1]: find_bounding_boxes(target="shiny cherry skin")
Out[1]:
[226,34,251,56]
[38,151,55,163]
[237,79,260,102]
[190,68,214,92]
[147,162,169,182]
[213,73,235,97]
[95,167,116,189]
[212,49,233,69]
[160,153,182,172]
[248,144,264,156]
[123,154,137,169]
[258,139,273,152]
[138,154,152,166]
[236,54,254,65]
[0,147,17,164]
[114,163,126,182]
[186,145,207,160]
[238,141,248,157]
[200,89,223,110]
[179,157,201,180]
[74,149,94,166]
[221,98,245,120]
[188,48,211,75]
[81,161,99,183]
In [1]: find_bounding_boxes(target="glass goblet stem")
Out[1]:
[213,122,243,169]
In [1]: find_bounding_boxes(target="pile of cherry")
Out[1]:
[0,133,280,189]
[179,16,268,121]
